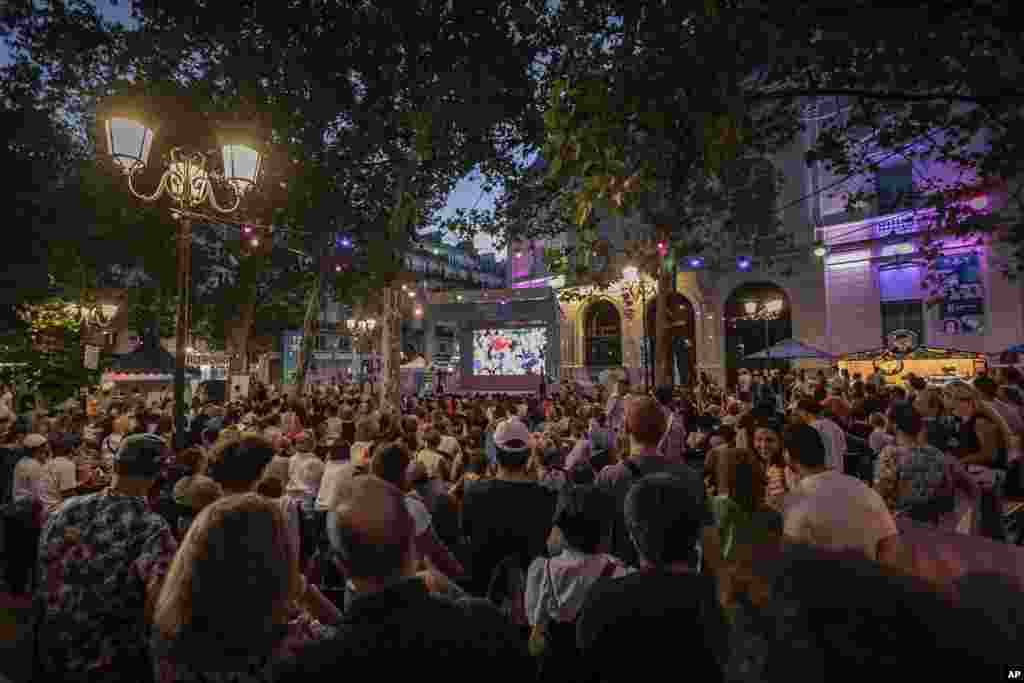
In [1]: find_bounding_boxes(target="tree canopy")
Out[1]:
[2,0,558,380]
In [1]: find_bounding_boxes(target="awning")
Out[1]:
[745,339,833,360]
[840,346,985,361]
[102,372,174,382]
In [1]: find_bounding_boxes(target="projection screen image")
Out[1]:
[472,327,547,376]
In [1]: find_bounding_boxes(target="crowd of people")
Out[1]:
[1,365,1023,682]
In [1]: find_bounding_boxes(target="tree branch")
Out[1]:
[749,88,1024,106]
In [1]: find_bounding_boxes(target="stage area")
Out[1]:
[426,287,561,394]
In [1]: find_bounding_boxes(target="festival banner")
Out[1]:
[934,253,984,335]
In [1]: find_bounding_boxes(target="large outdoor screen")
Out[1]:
[472,327,547,376]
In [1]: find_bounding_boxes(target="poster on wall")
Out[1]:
[934,253,984,335]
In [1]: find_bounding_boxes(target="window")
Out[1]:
[876,163,913,213]
[585,300,622,367]
[880,300,923,346]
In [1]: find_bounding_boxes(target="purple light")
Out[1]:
[340,238,351,248]
[737,256,751,270]
[689,257,704,268]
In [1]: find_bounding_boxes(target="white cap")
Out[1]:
[23,433,48,449]
[493,418,531,453]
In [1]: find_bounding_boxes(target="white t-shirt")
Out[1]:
[288,451,319,493]
[315,460,349,511]
[782,470,898,561]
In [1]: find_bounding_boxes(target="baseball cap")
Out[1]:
[493,418,531,453]
[113,433,166,476]
[23,433,48,449]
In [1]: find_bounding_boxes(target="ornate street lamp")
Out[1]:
[346,318,377,383]
[97,91,266,449]
[346,318,377,335]
[620,265,656,392]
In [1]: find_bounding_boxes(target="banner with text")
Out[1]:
[934,253,984,335]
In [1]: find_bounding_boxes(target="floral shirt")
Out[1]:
[35,490,178,677]
[874,444,958,523]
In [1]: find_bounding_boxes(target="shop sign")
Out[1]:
[886,329,919,357]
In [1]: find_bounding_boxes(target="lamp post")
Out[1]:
[98,102,264,450]
[346,318,377,386]
[741,299,784,375]
[622,266,655,392]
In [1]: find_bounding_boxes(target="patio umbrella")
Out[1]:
[745,338,833,361]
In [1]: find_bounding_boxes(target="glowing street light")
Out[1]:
[97,92,265,451]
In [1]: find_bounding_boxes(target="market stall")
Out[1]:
[839,345,986,384]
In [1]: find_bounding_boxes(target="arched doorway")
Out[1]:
[584,299,623,368]
[724,282,793,389]
[645,293,697,388]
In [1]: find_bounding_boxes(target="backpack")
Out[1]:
[487,554,528,627]
[0,446,21,508]
[609,458,661,565]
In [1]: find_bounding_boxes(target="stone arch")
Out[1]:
[582,297,623,368]
[724,281,793,388]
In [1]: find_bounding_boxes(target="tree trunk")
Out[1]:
[290,273,322,400]
[375,148,421,411]
[226,301,255,374]
[378,287,402,411]
[654,267,673,388]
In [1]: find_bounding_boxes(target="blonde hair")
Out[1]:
[154,493,300,662]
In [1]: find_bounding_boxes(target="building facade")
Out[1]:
[507,105,1021,389]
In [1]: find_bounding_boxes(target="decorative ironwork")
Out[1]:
[125,147,243,213]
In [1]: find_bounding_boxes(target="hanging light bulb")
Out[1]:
[251,238,259,247]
